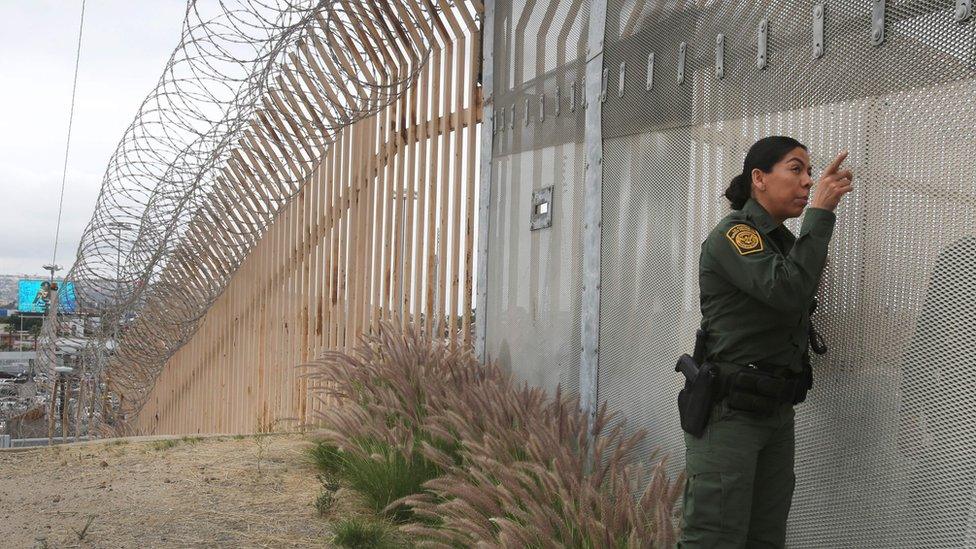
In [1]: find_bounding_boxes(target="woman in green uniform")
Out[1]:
[678,136,853,548]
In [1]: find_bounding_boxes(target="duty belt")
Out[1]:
[717,362,802,410]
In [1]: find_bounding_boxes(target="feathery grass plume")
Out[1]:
[303,321,684,547]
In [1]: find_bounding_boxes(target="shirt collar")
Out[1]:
[742,198,781,235]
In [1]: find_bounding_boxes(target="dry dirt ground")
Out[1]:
[0,434,334,548]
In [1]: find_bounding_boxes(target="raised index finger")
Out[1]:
[824,151,849,176]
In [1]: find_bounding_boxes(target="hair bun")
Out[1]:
[724,173,750,210]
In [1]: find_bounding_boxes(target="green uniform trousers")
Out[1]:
[678,399,796,548]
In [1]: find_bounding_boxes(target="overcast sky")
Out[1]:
[0,0,187,277]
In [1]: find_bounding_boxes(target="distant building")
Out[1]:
[59,317,85,338]
[0,330,14,349]
[0,351,35,379]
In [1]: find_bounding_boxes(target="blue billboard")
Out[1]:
[17,280,77,314]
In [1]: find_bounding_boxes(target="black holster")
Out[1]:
[676,354,719,438]
[793,351,814,404]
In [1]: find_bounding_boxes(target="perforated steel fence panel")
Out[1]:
[485,0,590,395]
[484,0,976,545]
[598,1,976,547]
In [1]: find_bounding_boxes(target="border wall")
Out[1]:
[112,1,976,545]
[133,2,483,435]
[481,1,976,547]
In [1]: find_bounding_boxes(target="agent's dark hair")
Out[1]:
[725,136,807,210]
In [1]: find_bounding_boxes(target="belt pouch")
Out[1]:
[727,367,785,416]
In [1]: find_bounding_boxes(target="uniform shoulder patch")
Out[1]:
[725,224,764,256]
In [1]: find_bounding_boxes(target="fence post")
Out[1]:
[475,0,496,364]
[580,0,608,435]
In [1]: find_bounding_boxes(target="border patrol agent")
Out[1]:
[677,136,853,548]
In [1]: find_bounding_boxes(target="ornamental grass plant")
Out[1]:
[330,516,399,548]
[303,321,684,547]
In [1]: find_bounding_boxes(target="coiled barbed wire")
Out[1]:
[0,0,476,429]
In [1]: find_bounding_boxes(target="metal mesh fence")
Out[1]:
[484,0,590,395]
[603,0,976,138]
[485,0,976,545]
[597,1,976,546]
[485,145,586,395]
[491,0,589,155]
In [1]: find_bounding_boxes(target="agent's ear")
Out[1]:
[751,168,766,193]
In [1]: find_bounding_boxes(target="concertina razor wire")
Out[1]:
[3,0,475,432]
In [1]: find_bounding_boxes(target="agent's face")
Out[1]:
[753,147,813,222]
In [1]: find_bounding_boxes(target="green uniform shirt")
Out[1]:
[699,198,836,373]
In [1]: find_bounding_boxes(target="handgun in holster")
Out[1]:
[675,329,719,438]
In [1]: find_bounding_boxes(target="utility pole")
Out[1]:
[39,278,59,441]
[40,264,62,440]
